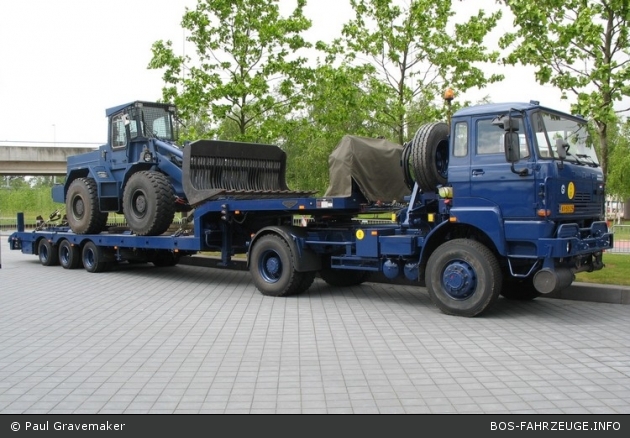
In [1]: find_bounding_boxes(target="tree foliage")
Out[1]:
[326,0,503,144]
[149,0,312,142]
[499,0,630,179]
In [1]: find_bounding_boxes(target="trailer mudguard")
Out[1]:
[248,225,322,272]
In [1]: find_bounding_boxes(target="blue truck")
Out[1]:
[8,99,613,317]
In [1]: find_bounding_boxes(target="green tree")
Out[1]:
[149,0,313,142]
[601,117,630,199]
[327,0,503,145]
[499,0,630,180]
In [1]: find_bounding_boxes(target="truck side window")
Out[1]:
[111,114,127,149]
[453,122,468,157]
[477,119,504,154]
[477,118,530,158]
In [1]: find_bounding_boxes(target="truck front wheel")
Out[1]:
[426,239,502,317]
[66,177,109,234]
[123,171,175,236]
[249,234,305,297]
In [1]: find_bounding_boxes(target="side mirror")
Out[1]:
[504,132,520,163]
[555,137,567,159]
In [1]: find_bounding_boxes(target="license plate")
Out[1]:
[559,204,575,213]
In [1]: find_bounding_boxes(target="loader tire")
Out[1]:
[123,171,175,236]
[410,122,449,192]
[66,177,109,234]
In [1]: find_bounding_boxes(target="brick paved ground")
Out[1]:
[1,237,629,414]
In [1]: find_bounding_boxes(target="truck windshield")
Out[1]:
[531,111,599,166]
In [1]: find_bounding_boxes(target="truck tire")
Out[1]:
[123,171,175,236]
[410,122,449,192]
[38,238,59,266]
[66,177,109,234]
[293,271,316,295]
[82,241,111,273]
[249,234,303,297]
[426,239,502,317]
[58,240,81,269]
[320,267,369,287]
[500,277,540,301]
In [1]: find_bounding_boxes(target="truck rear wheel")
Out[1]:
[249,234,304,297]
[410,122,449,192]
[426,239,502,317]
[66,177,109,234]
[58,240,81,269]
[123,171,175,236]
[82,241,111,273]
[38,238,59,266]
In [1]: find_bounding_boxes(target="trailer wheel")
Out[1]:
[82,241,111,273]
[123,171,175,236]
[410,122,449,192]
[500,277,540,301]
[249,234,302,297]
[426,239,502,317]
[66,177,109,234]
[38,239,59,266]
[58,240,81,269]
[320,267,369,287]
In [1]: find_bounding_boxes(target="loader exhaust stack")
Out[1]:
[182,139,315,206]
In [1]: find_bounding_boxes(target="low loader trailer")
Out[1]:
[9,99,613,317]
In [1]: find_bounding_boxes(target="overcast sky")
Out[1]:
[0,0,572,145]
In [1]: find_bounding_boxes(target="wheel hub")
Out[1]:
[73,198,85,217]
[133,193,147,216]
[259,250,282,283]
[442,261,476,300]
[265,257,280,276]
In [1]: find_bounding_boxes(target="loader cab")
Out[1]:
[107,101,177,149]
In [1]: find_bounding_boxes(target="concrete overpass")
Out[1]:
[0,143,99,175]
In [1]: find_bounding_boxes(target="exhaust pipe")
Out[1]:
[533,268,575,294]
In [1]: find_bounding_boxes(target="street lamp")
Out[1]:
[52,124,56,146]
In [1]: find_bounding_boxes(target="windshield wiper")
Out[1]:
[576,154,599,167]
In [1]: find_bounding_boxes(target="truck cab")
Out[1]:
[440,102,608,299]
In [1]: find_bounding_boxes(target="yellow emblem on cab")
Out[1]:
[356,229,365,240]
[567,182,575,200]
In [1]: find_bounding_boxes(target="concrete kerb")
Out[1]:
[180,254,630,306]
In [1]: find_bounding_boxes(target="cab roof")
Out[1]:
[105,101,174,118]
[453,102,585,121]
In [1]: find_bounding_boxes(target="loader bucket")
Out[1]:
[182,139,315,206]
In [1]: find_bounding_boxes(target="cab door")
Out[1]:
[468,116,538,220]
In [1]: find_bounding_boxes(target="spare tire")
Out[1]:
[410,122,449,192]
